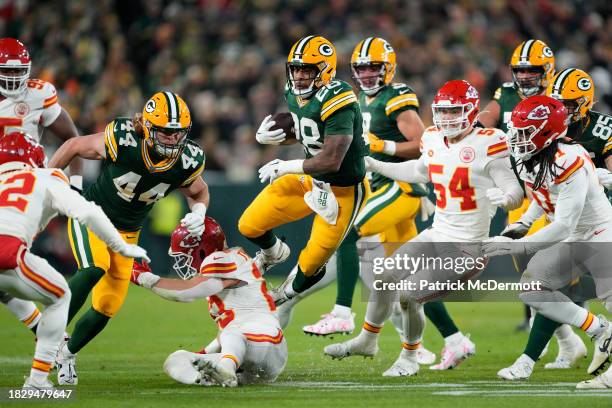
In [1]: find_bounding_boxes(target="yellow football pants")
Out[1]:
[67,219,139,317]
[238,174,367,276]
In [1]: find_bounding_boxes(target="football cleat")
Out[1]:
[269,273,296,307]
[545,331,587,369]
[193,355,238,388]
[417,345,436,365]
[23,376,54,390]
[383,355,419,377]
[256,241,290,272]
[588,315,612,375]
[56,342,77,386]
[303,312,355,337]
[429,334,475,370]
[576,366,612,389]
[497,355,535,380]
[324,336,379,360]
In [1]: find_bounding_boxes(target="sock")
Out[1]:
[30,360,51,382]
[401,341,420,358]
[581,312,602,336]
[335,228,360,308]
[5,297,41,332]
[246,231,277,250]
[424,301,459,338]
[332,304,352,319]
[524,313,561,361]
[219,355,238,373]
[554,324,574,344]
[359,321,382,343]
[444,331,464,345]
[67,267,105,323]
[67,307,110,354]
[291,265,325,294]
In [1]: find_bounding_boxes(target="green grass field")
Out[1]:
[1,284,611,407]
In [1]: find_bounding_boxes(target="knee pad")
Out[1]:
[238,213,262,238]
[92,276,128,318]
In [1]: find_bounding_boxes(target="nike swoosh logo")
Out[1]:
[212,256,224,260]
[333,88,342,95]
[398,89,409,94]
[594,229,606,236]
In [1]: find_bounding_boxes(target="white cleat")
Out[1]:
[429,334,475,370]
[577,366,612,389]
[23,376,54,390]
[545,331,587,369]
[588,315,612,375]
[256,241,290,272]
[497,355,534,380]
[324,336,378,360]
[303,313,355,337]
[193,355,238,388]
[269,273,296,307]
[383,355,419,377]
[416,345,436,365]
[56,343,78,386]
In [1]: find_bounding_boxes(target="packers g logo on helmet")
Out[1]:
[546,68,595,124]
[510,39,555,98]
[286,35,337,98]
[350,37,397,96]
[141,91,192,162]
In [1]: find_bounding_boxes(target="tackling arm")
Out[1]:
[147,275,239,303]
[364,155,429,184]
[47,132,106,169]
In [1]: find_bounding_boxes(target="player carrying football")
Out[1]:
[238,36,367,305]
[131,218,286,387]
[325,80,523,376]
[482,95,612,388]
[47,92,209,385]
[0,132,147,389]
[0,38,81,340]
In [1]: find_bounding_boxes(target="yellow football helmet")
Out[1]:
[286,35,336,98]
[546,68,594,124]
[510,39,555,97]
[350,37,396,95]
[141,91,191,159]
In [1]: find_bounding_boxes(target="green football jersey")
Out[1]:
[492,82,523,133]
[359,83,427,196]
[569,110,612,168]
[84,117,206,231]
[284,79,366,186]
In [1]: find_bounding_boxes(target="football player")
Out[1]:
[496,69,612,380]
[325,80,523,376]
[238,36,367,305]
[0,131,147,389]
[131,219,286,387]
[482,95,612,386]
[0,38,81,338]
[47,92,209,385]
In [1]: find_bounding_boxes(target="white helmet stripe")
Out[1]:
[520,39,535,62]
[294,35,315,59]
[164,91,178,122]
[552,68,575,95]
[360,37,374,59]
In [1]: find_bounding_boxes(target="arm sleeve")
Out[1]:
[46,178,126,252]
[519,169,588,253]
[367,156,429,183]
[151,277,225,303]
[486,157,524,210]
[518,199,544,226]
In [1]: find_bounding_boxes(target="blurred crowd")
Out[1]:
[1,0,610,181]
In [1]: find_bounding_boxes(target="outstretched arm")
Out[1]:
[364,155,429,183]
[134,271,240,303]
[48,132,106,169]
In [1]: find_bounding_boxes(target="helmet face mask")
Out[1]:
[147,124,190,159]
[431,80,480,139]
[351,63,385,96]
[350,37,396,96]
[286,36,336,98]
[510,40,555,98]
[507,123,541,160]
[0,38,32,97]
[511,66,546,97]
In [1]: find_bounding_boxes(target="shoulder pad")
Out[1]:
[318,80,358,121]
[475,128,509,158]
[180,141,206,186]
[104,117,138,161]
[553,144,587,184]
[199,248,253,280]
[385,84,419,116]
[26,79,58,107]
[37,168,70,185]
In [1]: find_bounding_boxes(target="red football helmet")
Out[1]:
[431,80,480,139]
[168,216,227,280]
[0,131,46,174]
[507,95,568,161]
[0,38,31,97]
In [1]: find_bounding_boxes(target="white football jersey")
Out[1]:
[421,126,512,241]
[0,167,72,246]
[0,79,62,142]
[519,143,612,235]
[201,248,279,330]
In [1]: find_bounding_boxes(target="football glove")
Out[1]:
[255,115,286,145]
[596,167,612,189]
[500,222,530,239]
[115,243,151,263]
[486,187,510,207]
[258,159,304,184]
[482,236,526,258]
[181,203,207,237]
[368,133,396,155]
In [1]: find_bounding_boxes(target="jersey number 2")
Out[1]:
[0,172,36,212]
[428,165,477,211]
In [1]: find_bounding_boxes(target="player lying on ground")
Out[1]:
[0,132,148,389]
[482,95,612,388]
[324,80,523,377]
[130,218,286,387]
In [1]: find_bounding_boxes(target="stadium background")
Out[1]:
[1,0,610,276]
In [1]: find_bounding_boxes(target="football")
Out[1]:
[270,112,297,145]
